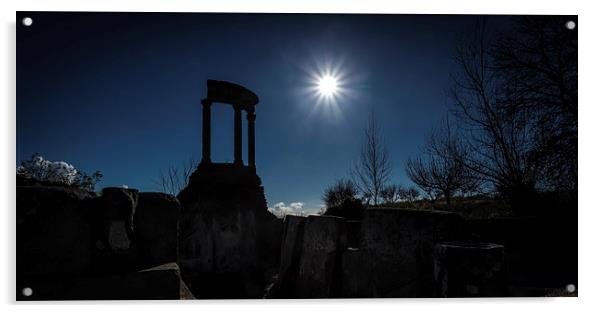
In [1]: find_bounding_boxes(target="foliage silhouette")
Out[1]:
[17,153,103,191]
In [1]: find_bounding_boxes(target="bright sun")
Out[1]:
[317,75,339,96]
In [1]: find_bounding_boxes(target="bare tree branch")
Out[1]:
[156,157,198,196]
[352,111,393,206]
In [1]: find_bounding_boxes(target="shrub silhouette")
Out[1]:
[322,198,365,220]
[17,154,102,191]
[322,179,358,208]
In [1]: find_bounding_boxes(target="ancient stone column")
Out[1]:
[247,109,256,168]
[201,99,212,164]
[234,105,243,165]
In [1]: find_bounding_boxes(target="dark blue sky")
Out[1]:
[17,12,514,213]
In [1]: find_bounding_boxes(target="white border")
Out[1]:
[2,0,598,312]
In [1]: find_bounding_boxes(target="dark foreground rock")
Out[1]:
[17,186,95,279]
[17,263,194,300]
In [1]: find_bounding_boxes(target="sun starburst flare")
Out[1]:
[295,55,364,123]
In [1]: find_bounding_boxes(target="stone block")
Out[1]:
[358,207,463,297]
[294,215,345,298]
[275,215,306,296]
[90,187,139,272]
[340,247,370,297]
[434,241,507,297]
[342,220,361,248]
[100,187,138,250]
[135,192,180,267]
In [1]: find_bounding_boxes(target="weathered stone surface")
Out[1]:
[100,187,138,250]
[134,192,180,267]
[294,215,345,298]
[340,247,369,298]
[17,262,194,300]
[89,187,139,272]
[342,220,361,248]
[256,209,282,282]
[16,186,94,279]
[434,241,507,297]
[177,163,279,298]
[273,215,306,297]
[358,207,463,297]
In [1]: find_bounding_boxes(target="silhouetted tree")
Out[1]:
[381,184,400,204]
[322,178,358,208]
[491,16,577,192]
[352,112,393,205]
[406,119,480,207]
[398,186,420,203]
[156,157,197,196]
[448,17,576,211]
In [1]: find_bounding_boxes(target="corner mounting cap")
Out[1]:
[206,80,259,107]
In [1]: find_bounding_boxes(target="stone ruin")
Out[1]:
[16,79,516,300]
[16,185,193,300]
[177,80,281,298]
[15,80,281,300]
[269,208,508,298]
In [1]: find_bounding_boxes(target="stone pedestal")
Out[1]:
[177,163,278,298]
[434,242,507,297]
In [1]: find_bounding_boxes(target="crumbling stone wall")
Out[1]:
[16,185,188,300]
[17,186,95,280]
[354,208,464,297]
[273,207,468,298]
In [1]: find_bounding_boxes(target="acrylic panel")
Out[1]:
[16,12,577,300]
